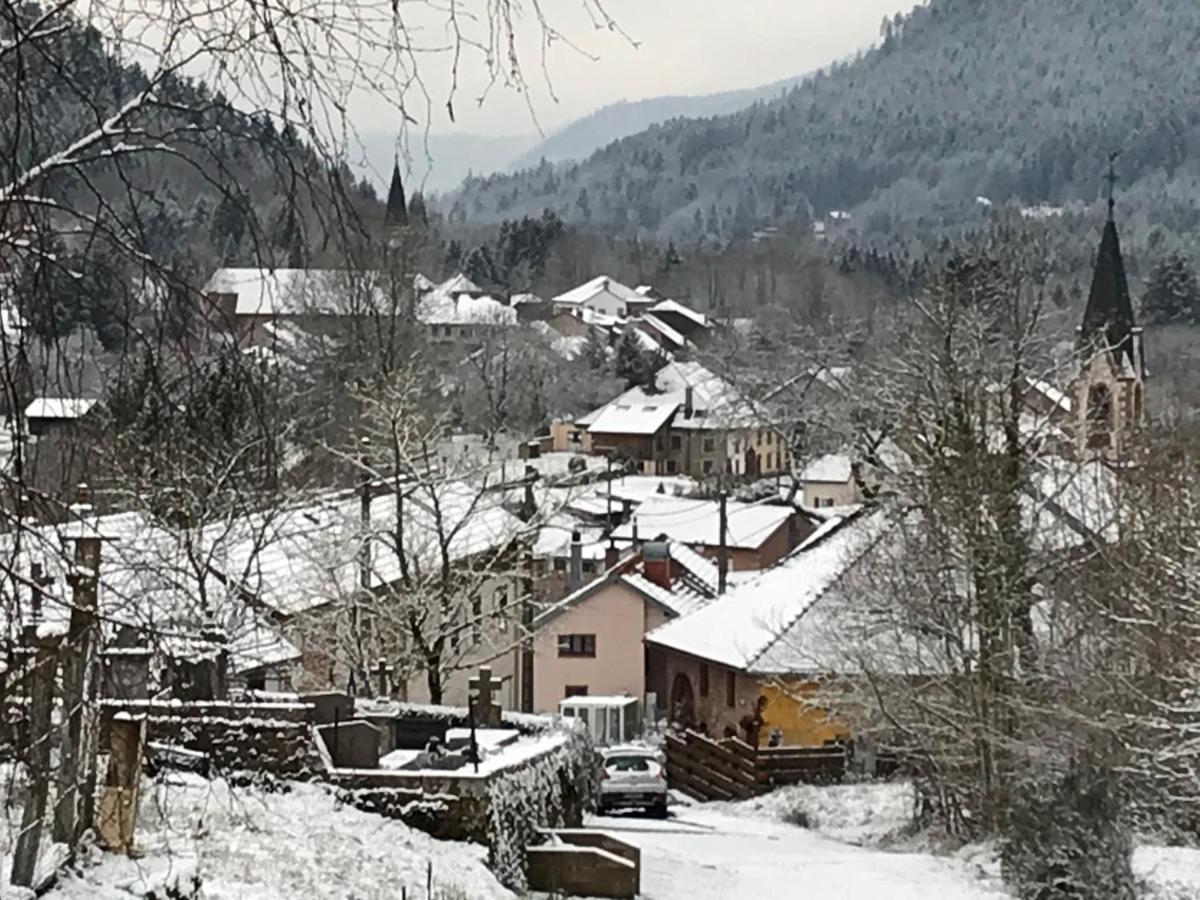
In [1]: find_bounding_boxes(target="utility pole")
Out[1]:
[355,437,371,696]
[358,436,372,594]
[604,452,615,536]
[55,483,103,845]
[717,490,729,595]
[11,624,61,887]
[520,548,535,713]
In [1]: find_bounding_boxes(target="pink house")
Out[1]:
[530,540,718,714]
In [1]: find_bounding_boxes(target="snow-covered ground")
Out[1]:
[11,772,1200,899]
[591,782,1200,900]
[592,804,1011,900]
[45,774,513,900]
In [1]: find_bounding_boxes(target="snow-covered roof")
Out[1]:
[620,571,710,618]
[536,539,718,625]
[417,291,516,326]
[529,321,588,360]
[611,496,794,552]
[802,454,853,484]
[552,275,641,309]
[203,268,364,317]
[649,298,708,328]
[586,400,676,436]
[638,314,686,349]
[645,511,888,673]
[578,361,765,434]
[1026,377,1072,414]
[228,616,301,672]
[1023,457,1120,552]
[25,397,97,420]
[0,509,296,677]
[229,481,526,617]
[605,475,699,503]
[510,292,543,306]
[809,365,855,394]
[436,273,482,296]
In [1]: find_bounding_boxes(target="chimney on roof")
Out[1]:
[643,541,673,591]
[684,386,694,418]
[568,531,584,592]
[605,539,620,570]
[521,465,538,522]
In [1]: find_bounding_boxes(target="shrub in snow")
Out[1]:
[1001,760,1135,900]
[782,804,815,829]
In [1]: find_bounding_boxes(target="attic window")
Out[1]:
[643,405,657,413]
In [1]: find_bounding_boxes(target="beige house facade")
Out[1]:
[529,541,718,714]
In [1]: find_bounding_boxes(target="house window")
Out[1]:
[726,671,736,707]
[553,558,567,572]
[558,634,596,658]
[702,437,715,453]
[703,460,714,474]
[666,459,678,474]
[565,685,589,698]
[766,431,774,445]
[700,664,709,697]
[246,671,266,692]
[671,435,682,451]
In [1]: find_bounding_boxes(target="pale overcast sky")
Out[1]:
[359,0,919,138]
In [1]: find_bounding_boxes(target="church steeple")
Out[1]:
[1069,156,1147,461]
[385,161,408,229]
[1078,157,1138,376]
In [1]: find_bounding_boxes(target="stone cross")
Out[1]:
[373,657,393,699]
[468,665,504,728]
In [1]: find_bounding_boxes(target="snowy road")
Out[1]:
[590,808,1011,900]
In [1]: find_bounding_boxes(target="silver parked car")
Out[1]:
[598,746,668,817]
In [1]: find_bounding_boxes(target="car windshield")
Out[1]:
[606,755,652,772]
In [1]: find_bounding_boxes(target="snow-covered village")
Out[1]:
[7,1,1200,899]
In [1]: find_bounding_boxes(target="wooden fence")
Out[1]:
[664,730,848,802]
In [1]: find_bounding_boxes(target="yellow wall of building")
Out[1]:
[758,681,848,748]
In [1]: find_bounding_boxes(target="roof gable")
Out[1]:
[645,510,887,672]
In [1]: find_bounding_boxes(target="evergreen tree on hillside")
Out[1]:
[461,244,498,288]
[1142,252,1199,324]
[613,328,667,390]
[580,331,611,371]
[409,191,429,226]
[210,193,248,262]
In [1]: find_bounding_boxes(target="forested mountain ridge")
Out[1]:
[356,74,808,195]
[449,0,1200,244]
[1,4,380,346]
[504,73,809,173]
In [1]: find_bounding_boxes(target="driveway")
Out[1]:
[589,807,1011,900]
